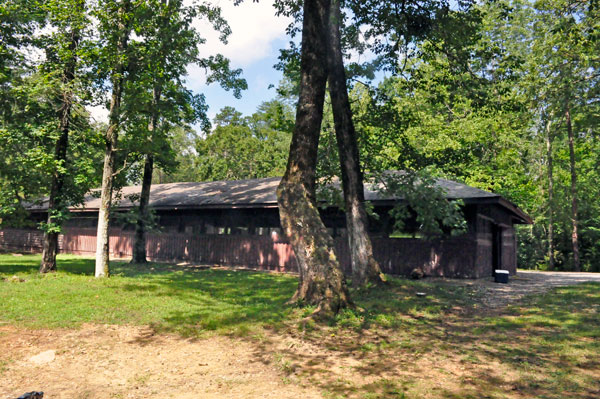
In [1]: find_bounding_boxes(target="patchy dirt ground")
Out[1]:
[1,270,599,399]
[1,322,526,399]
[0,324,323,399]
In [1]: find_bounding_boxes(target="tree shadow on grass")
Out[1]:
[245,279,600,399]
[115,265,298,335]
[0,254,96,275]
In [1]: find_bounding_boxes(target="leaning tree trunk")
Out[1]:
[95,1,131,278]
[40,18,81,274]
[277,0,350,317]
[565,103,580,271]
[326,0,385,287]
[544,117,555,270]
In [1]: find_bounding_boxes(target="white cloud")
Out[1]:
[90,1,291,123]
[87,104,109,124]
[193,0,292,65]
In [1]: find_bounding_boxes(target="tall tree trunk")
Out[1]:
[544,117,555,270]
[40,14,81,274]
[132,155,154,263]
[326,0,385,287]
[565,103,580,271]
[40,130,69,273]
[277,0,350,317]
[131,86,161,264]
[95,1,131,278]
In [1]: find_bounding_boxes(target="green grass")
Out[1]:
[0,253,297,335]
[1,252,599,399]
[319,280,600,399]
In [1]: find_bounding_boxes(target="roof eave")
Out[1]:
[497,197,533,224]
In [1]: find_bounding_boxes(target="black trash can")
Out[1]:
[494,269,509,283]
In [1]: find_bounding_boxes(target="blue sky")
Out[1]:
[185,0,293,120]
[87,1,383,126]
[187,37,291,119]
[89,1,292,124]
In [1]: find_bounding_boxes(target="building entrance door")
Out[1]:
[492,224,502,275]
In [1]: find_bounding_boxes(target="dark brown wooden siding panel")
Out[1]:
[1,228,480,278]
[475,214,493,278]
[502,227,517,274]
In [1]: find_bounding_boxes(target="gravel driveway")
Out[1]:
[439,270,600,308]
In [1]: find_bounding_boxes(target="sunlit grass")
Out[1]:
[0,253,297,336]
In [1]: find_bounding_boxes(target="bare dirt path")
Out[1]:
[0,324,322,399]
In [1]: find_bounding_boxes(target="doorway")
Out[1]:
[492,224,502,275]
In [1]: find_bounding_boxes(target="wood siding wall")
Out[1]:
[474,214,517,276]
[0,228,479,278]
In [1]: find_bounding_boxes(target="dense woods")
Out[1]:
[0,0,599,312]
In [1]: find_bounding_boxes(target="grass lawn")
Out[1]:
[0,253,297,335]
[1,252,599,399]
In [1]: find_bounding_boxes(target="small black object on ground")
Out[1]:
[494,270,509,284]
[16,392,43,399]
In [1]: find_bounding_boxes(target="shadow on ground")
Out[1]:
[246,278,600,399]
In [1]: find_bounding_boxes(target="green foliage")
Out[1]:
[186,101,294,182]
[377,171,467,237]
[344,0,599,270]
[0,72,102,229]
[121,0,247,171]
[0,0,103,230]
[152,126,201,183]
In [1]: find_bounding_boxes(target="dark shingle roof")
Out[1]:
[28,174,530,223]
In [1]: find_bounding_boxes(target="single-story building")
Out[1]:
[1,174,531,278]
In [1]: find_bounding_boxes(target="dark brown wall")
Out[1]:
[473,204,518,277]
[1,228,480,278]
[502,226,517,274]
[368,236,478,278]
[475,213,494,278]
[16,202,521,278]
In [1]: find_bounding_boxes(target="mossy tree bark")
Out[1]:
[277,0,350,317]
[326,0,385,287]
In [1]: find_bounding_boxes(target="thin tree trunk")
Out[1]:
[544,117,555,270]
[95,1,131,278]
[40,12,81,274]
[326,0,385,287]
[565,103,580,271]
[132,154,154,263]
[40,127,69,273]
[131,86,161,264]
[277,0,350,318]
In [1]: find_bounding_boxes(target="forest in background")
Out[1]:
[1,0,599,273]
